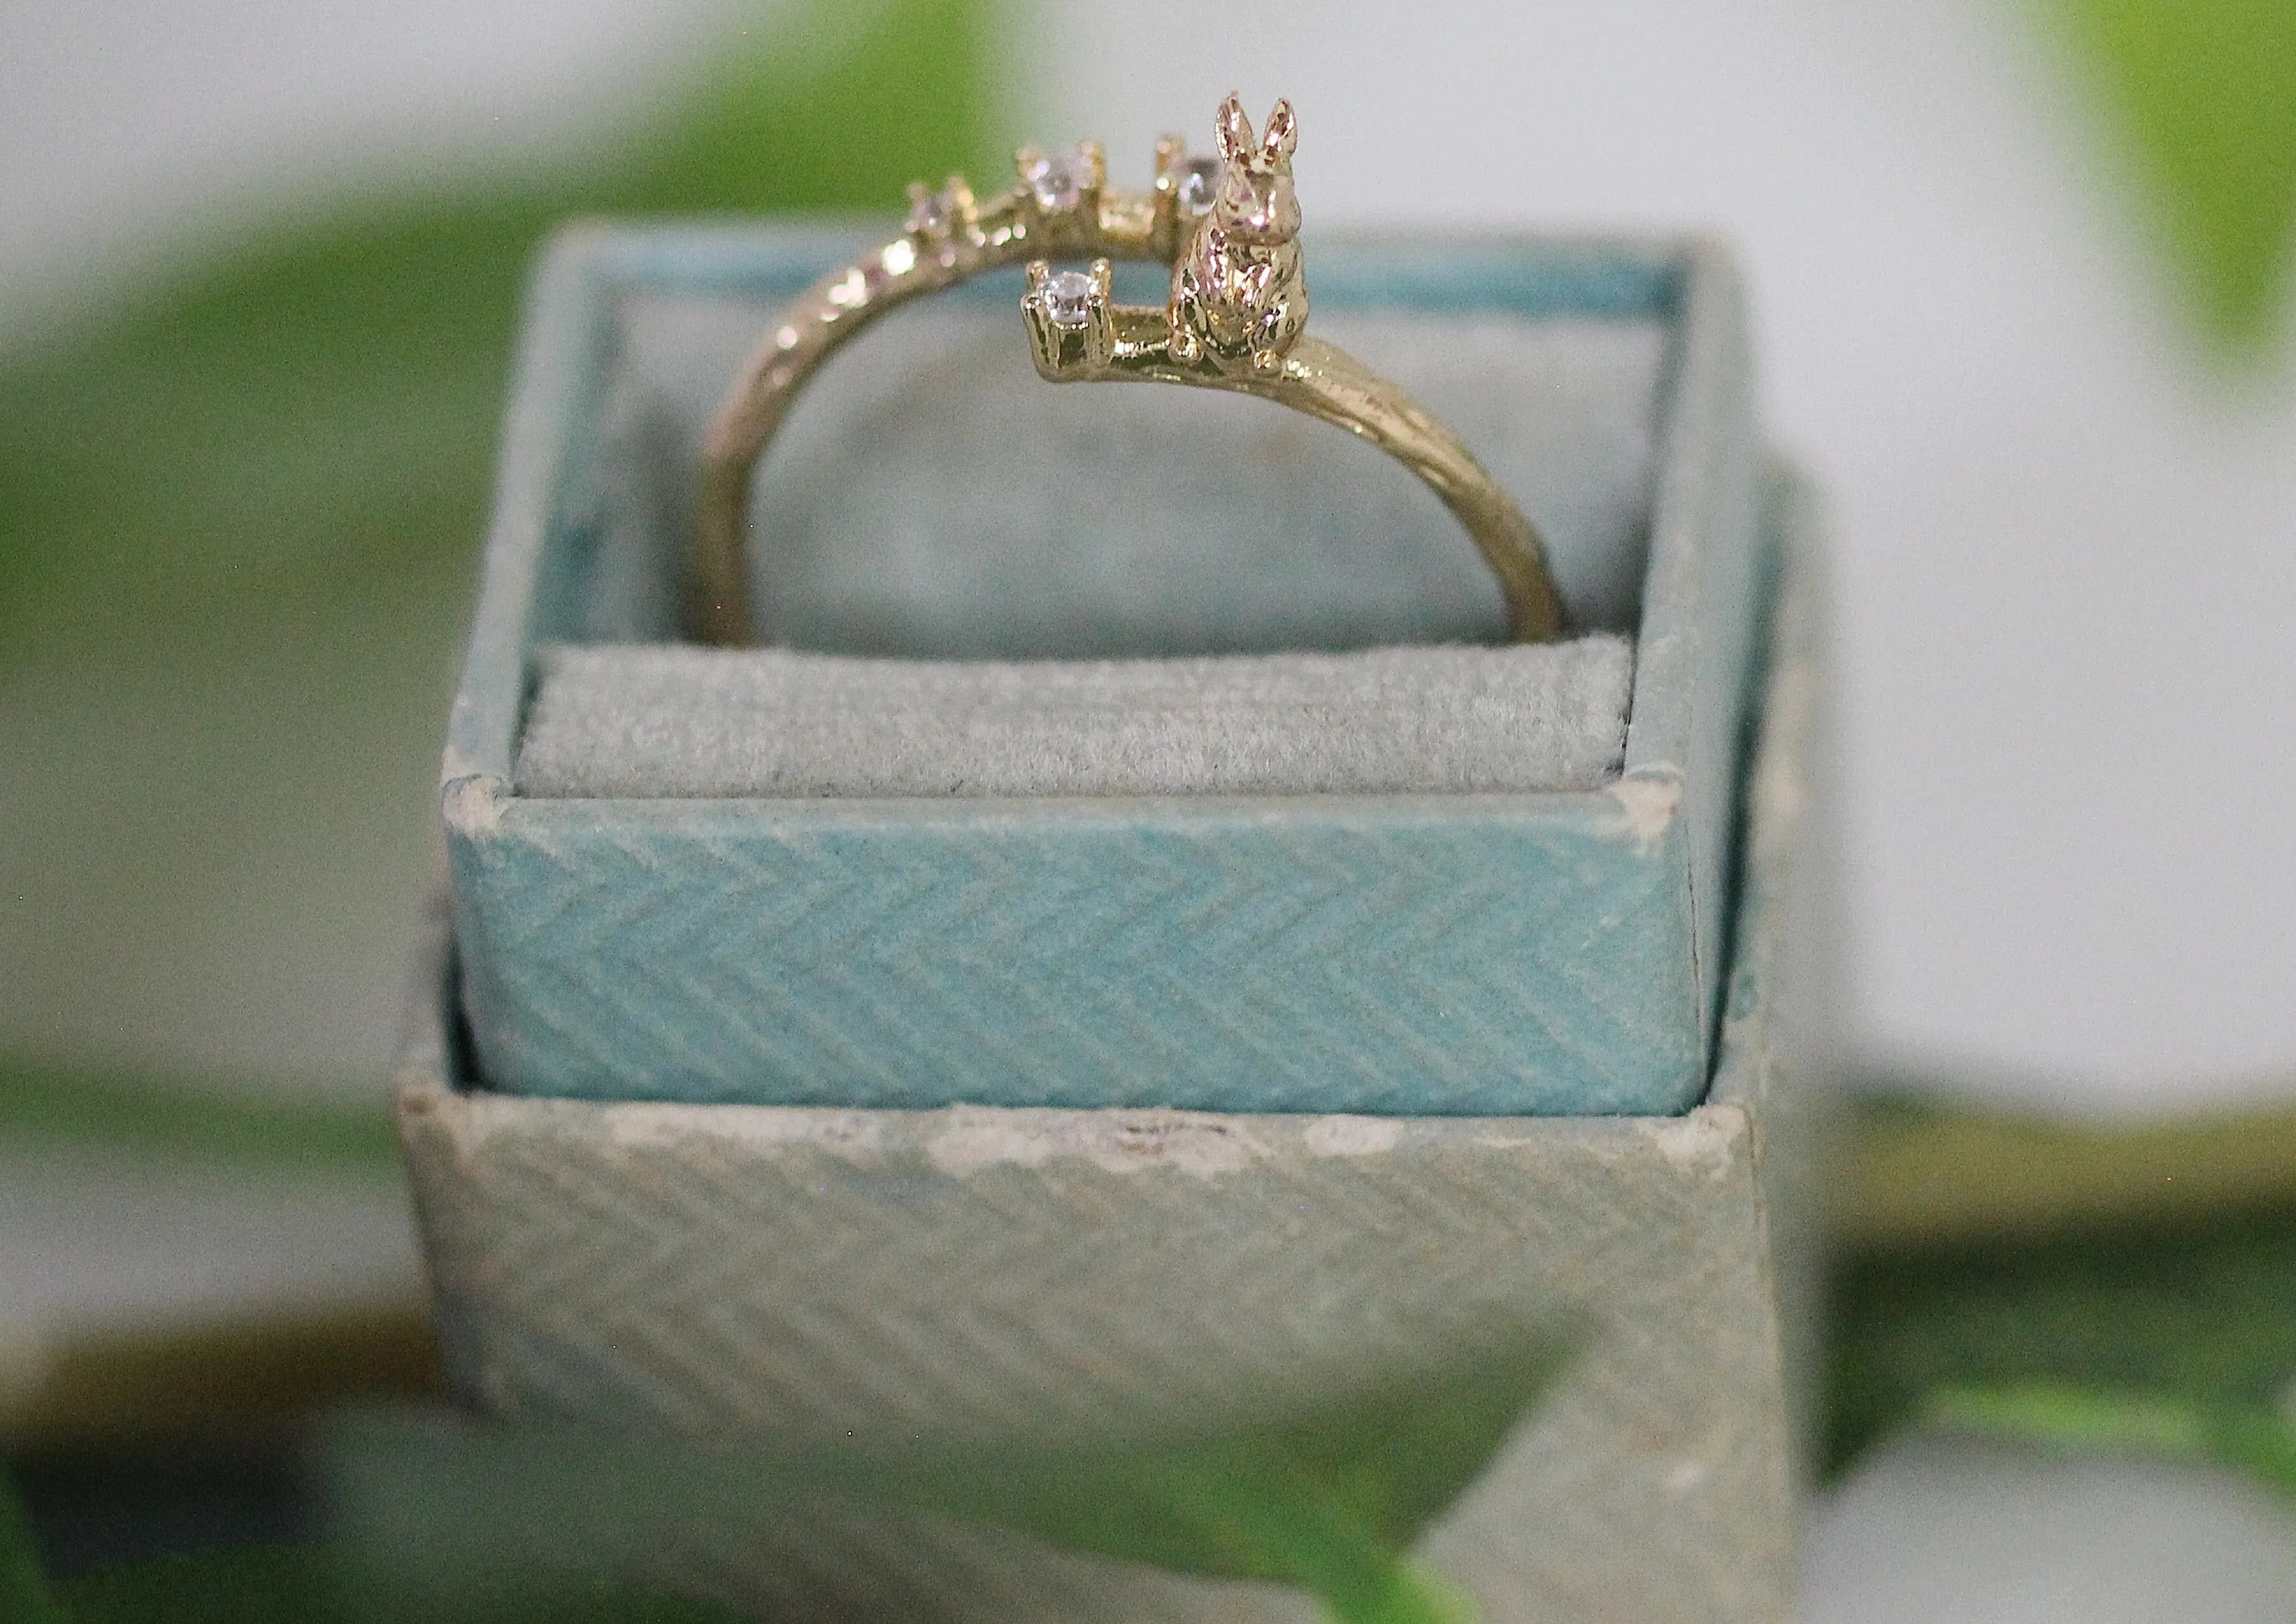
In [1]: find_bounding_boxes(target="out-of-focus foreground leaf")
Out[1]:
[1822,1093,2296,1481]
[0,0,993,662]
[1835,1091,2296,1249]
[2045,0,2296,352]
[0,1056,399,1168]
[2,1470,69,1624]
[327,1327,1574,1624]
[4,1306,444,1452]
[1826,1202,2296,1478]
[52,1545,753,1624]
[921,1328,1568,1624]
[1925,1383,2296,1501]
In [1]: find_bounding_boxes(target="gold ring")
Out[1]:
[695,95,1567,647]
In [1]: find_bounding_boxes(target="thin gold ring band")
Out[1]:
[694,96,1566,647]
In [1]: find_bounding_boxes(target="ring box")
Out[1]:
[404,222,1828,1620]
[397,464,1828,1622]
[443,226,1762,1115]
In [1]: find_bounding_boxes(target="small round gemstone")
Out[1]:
[1042,271,1096,327]
[1174,156,1222,217]
[907,185,954,235]
[1026,150,1088,212]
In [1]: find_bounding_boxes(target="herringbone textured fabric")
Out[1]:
[400,1082,1788,1623]
[399,481,1826,1622]
[452,791,1703,1115]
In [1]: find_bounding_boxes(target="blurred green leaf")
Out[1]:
[1835,1088,2296,1249]
[2,1471,69,1624]
[54,1547,752,1624]
[1930,1382,2296,1500]
[0,0,994,665]
[908,1332,1565,1624]
[59,1547,334,1624]
[0,1056,399,1168]
[2046,0,2296,352]
[9,1454,748,1623]
[330,1326,1575,1624]
[1933,1382,2216,1457]
[1825,1204,2296,1476]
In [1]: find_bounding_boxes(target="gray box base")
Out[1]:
[396,485,1829,1622]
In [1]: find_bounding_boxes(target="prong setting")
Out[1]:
[698,95,1569,649]
[1022,257,1119,376]
[1043,269,1099,328]
[905,175,976,241]
[1019,143,1095,215]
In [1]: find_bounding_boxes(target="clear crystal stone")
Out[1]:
[1175,156,1222,217]
[907,185,953,235]
[1026,149,1088,212]
[1043,271,1096,327]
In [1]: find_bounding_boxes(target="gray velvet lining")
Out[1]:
[517,636,1631,799]
[529,295,1664,801]
[576,297,1669,654]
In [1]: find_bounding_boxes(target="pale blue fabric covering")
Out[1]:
[445,228,1762,1114]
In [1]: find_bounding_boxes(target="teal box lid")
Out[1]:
[444,224,1764,1114]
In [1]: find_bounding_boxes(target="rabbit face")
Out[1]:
[1210,96,1299,244]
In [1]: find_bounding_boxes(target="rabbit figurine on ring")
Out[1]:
[1168,96,1307,374]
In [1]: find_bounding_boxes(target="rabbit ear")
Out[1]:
[1261,99,1297,161]
[1215,94,1254,162]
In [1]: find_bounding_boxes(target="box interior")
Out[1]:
[517,245,1680,799]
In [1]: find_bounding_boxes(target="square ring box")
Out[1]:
[401,223,1834,1622]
